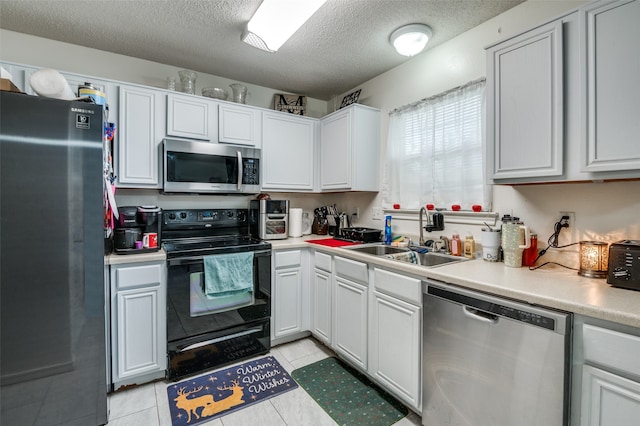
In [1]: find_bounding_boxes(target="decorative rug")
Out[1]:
[291,357,409,426]
[167,356,297,426]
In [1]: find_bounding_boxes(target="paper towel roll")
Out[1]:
[29,68,75,100]
[289,208,303,238]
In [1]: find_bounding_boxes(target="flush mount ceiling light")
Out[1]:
[242,0,327,53]
[390,23,433,57]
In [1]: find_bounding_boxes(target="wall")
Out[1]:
[3,1,639,263]
[334,0,640,267]
[0,29,328,118]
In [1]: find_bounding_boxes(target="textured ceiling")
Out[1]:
[0,0,525,100]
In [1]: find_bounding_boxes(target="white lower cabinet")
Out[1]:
[332,256,368,370]
[577,321,640,425]
[110,260,166,390]
[272,249,309,343]
[370,267,422,411]
[581,365,640,425]
[311,251,332,344]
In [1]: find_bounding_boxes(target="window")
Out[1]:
[384,79,490,211]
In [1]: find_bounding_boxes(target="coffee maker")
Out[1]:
[113,205,162,254]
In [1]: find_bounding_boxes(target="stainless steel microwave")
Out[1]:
[163,138,260,194]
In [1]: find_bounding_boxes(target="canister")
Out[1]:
[78,82,107,106]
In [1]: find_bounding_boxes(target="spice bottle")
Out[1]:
[451,234,462,256]
[522,233,538,266]
[463,235,475,259]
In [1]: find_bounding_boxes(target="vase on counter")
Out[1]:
[230,83,247,104]
[178,69,197,95]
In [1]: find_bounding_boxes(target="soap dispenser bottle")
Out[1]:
[451,233,462,256]
[463,234,475,259]
[384,215,392,245]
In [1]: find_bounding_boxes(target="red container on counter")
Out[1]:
[523,233,538,266]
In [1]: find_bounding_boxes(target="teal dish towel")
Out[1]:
[203,252,254,297]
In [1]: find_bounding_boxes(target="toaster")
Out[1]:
[607,240,640,291]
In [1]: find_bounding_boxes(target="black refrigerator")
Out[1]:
[0,91,108,425]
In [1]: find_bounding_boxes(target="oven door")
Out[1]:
[166,247,271,380]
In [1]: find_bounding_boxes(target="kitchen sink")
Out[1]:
[342,243,468,267]
[345,244,410,256]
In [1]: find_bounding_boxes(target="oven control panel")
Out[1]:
[163,209,248,228]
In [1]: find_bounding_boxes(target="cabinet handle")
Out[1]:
[177,326,263,352]
[462,306,499,324]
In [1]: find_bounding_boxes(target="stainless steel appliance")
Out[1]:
[162,209,271,380]
[607,240,640,290]
[163,138,260,194]
[249,199,289,240]
[113,205,162,253]
[0,92,107,424]
[422,280,571,426]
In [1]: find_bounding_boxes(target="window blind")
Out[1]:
[384,79,490,211]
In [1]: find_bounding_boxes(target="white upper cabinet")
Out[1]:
[261,111,316,191]
[218,103,262,148]
[486,1,640,184]
[117,85,166,188]
[486,20,564,180]
[166,93,214,141]
[580,0,640,172]
[319,104,380,192]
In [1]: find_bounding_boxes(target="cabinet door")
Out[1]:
[262,112,315,191]
[117,85,165,187]
[333,276,367,369]
[166,94,211,140]
[219,103,261,147]
[581,365,640,426]
[273,266,303,338]
[580,0,640,172]
[370,291,421,409]
[312,267,331,344]
[320,109,352,190]
[115,287,162,380]
[487,20,564,180]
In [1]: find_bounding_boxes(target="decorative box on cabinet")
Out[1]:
[311,251,332,345]
[117,85,166,188]
[319,104,380,192]
[110,260,167,390]
[579,0,640,173]
[332,256,368,370]
[262,111,316,191]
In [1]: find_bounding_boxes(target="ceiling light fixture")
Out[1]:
[242,0,327,53]
[390,23,433,57]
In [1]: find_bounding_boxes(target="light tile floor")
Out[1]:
[107,337,422,426]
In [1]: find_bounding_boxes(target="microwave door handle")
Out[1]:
[237,151,242,191]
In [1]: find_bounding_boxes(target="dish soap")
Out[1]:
[451,233,462,256]
[463,235,475,259]
[384,215,392,245]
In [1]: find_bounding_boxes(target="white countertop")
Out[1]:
[271,236,640,328]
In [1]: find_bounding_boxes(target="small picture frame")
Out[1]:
[273,93,307,115]
[339,89,361,109]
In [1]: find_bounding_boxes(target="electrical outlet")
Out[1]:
[372,207,383,220]
[559,211,575,227]
[353,207,360,219]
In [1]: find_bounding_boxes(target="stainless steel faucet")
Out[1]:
[419,207,431,246]
[439,236,451,253]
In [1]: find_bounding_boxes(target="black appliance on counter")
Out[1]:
[608,240,640,290]
[113,205,162,254]
[162,209,272,380]
[337,227,383,243]
[0,91,107,424]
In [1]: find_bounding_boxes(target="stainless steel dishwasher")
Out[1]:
[422,279,572,426]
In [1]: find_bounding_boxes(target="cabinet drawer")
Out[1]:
[335,256,368,285]
[314,252,332,272]
[374,267,421,305]
[114,263,162,290]
[275,250,301,268]
[583,324,640,377]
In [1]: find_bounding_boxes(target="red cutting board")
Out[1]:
[305,238,362,248]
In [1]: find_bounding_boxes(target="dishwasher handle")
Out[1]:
[463,306,498,324]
